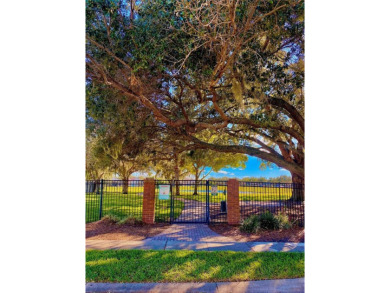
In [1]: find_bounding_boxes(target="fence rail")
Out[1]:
[86,179,304,226]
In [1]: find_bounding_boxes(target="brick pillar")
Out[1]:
[227,179,240,225]
[142,178,155,224]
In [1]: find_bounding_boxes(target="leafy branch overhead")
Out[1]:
[86,0,305,183]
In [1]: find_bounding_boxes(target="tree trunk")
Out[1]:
[193,174,199,195]
[291,173,304,201]
[174,153,180,195]
[94,179,100,194]
[122,177,129,194]
[175,182,180,195]
[193,181,198,195]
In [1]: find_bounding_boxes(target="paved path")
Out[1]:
[174,199,207,223]
[86,278,304,293]
[149,224,233,242]
[174,198,228,223]
[86,224,304,252]
[86,239,304,252]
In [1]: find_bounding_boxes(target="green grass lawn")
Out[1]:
[86,250,304,283]
[103,186,144,193]
[86,191,143,223]
[86,190,185,223]
[173,186,292,202]
[155,199,184,222]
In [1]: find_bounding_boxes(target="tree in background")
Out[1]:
[86,136,111,181]
[185,149,247,195]
[268,175,292,183]
[208,175,292,183]
[86,81,156,193]
[152,148,190,195]
[100,140,151,194]
[86,135,113,193]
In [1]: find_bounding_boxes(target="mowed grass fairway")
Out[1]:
[86,250,304,283]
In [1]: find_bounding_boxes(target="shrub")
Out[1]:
[101,214,120,224]
[240,211,293,233]
[240,215,260,233]
[275,212,292,229]
[118,215,143,226]
[259,211,280,230]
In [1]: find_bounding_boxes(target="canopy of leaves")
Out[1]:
[86,0,305,180]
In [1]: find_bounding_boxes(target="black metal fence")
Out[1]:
[155,180,173,223]
[85,180,144,223]
[86,179,304,226]
[239,181,304,226]
[208,180,228,223]
[154,180,209,223]
[172,180,209,223]
[154,180,229,224]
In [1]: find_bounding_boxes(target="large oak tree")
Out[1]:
[86,0,305,199]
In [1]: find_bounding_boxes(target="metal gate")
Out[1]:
[155,180,227,224]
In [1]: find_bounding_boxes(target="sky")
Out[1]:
[206,155,290,179]
[133,155,290,179]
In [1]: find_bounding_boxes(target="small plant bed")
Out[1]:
[86,250,304,283]
[210,212,304,243]
[209,224,304,243]
[86,216,169,241]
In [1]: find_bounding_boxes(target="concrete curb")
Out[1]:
[86,278,304,293]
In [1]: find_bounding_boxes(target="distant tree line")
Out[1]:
[208,175,292,183]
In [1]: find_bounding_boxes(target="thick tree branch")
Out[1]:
[186,135,304,177]
[86,36,133,71]
[226,130,282,157]
[268,97,304,131]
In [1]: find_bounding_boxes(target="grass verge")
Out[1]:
[86,250,304,283]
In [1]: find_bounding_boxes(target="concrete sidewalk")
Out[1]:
[86,239,304,252]
[86,278,304,293]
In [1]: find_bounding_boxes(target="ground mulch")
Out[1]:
[209,224,304,243]
[86,219,169,240]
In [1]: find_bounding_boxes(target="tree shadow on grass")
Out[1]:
[86,250,304,283]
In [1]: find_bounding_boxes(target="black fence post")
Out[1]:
[99,179,104,220]
[279,183,282,212]
[206,180,210,224]
[169,181,174,224]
